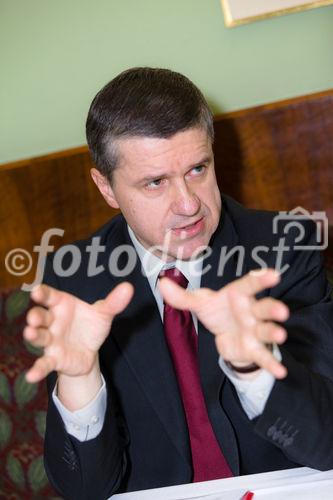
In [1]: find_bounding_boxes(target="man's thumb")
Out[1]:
[98,282,134,317]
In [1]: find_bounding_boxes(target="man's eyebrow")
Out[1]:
[136,155,213,184]
[138,172,166,183]
[188,155,212,168]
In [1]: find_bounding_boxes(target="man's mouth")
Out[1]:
[172,217,204,238]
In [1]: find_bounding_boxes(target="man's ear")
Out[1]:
[90,168,119,209]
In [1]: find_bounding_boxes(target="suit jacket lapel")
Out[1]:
[198,207,242,475]
[108,220,191,468]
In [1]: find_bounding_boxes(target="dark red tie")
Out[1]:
[161,268,233,482]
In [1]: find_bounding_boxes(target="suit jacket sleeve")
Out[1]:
[254,220,333,470]
[42,257,128,500]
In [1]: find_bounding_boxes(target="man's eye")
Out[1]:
[191,165,205,176]
[146,178,163,189]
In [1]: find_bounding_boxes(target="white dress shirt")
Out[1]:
[53,225,280,440]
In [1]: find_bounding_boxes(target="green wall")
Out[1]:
[1,0,333,164]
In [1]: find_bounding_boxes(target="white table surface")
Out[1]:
[111,467,333,499]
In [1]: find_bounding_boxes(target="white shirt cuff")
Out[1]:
[52,375,107,441]
[219,345,282,420]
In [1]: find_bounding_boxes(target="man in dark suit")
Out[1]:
[24,68,333,499]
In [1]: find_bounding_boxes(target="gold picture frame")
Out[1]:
[221,0,333,27]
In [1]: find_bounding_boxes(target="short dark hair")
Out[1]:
[86,67,214,182]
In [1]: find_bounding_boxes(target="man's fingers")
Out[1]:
[98,282,134,317]
[234,269,281,297]
[31,284,63,308]
[158,277,202,311]
[23,326,52,348]
[252,345,287,379]
[255,322,287,344]
[215,333,287,380]
[252,297,289,322]
[26,306,53,328]
[25,355,56,384]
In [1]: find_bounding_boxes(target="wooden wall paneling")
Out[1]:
[0,148,118,288]
[214,89,333,214]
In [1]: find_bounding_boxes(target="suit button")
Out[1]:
[273,430,283,441]
[283,436,294,447]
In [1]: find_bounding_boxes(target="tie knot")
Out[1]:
[160,267,188,289]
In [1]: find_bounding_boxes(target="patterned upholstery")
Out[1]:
[0,289,61,499]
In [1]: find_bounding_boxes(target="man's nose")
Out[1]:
[170,181,200,215]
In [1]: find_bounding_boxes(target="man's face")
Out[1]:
[93,127,221,261]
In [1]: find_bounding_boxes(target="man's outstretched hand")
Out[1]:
[159,269,289,379]
[23,283,134,383]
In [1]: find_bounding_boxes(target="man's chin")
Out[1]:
[168,237,211,262]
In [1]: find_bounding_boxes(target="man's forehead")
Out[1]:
[114,128,213,171]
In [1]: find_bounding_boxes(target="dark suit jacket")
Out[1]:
[43,195,333,499]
